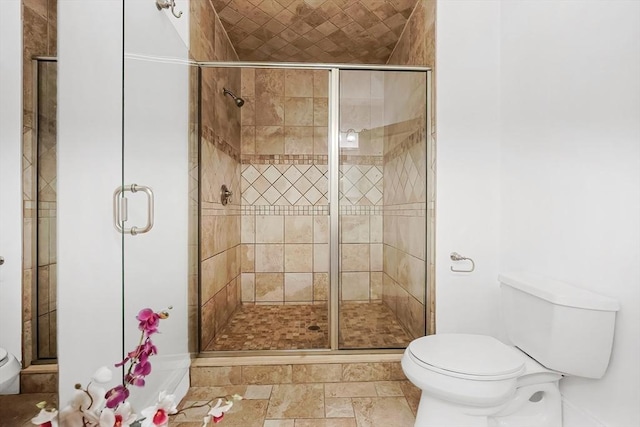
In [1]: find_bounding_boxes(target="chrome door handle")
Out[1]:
[113,184,155,235]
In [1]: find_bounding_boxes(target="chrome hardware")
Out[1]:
[450,252,475,273]
[113,184,155,235]
[220,184,233,206]
[0,256,4,266]
[156,0,182,18]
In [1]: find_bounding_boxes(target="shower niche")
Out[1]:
[196,64,430,353]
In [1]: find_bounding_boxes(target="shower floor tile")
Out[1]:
[204,302,413,351]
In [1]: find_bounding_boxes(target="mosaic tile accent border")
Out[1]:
[242,154,328,165]
[340,155,383,166]
[241,205,329,216]
[203,126,241,162]
[339,206,383,215]
[383,203,426,217]
[383,126,425,164]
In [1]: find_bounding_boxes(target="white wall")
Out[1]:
[435,0,504,338]
[437,0,640,426]
[499,2,640,426]
[57,0,124,404]
[0,0,23,365]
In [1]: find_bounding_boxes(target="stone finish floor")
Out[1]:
[205,302,414,351]
[0,393,57,427]
[0,381,419,427]
[175,380,419,427]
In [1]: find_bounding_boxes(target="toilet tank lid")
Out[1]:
[499,272,620,312]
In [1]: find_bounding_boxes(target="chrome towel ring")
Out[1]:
[450,252,475,273]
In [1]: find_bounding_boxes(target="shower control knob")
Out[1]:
[0,256,4,265]
[220,185,233,206]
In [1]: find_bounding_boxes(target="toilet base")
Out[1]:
[414,394,507,427]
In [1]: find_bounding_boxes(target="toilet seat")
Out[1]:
[408,334,525,380]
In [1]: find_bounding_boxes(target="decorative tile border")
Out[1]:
[241,205,329,216]
[340,155,383,166]
[383,203,426,217]
[383,127,425,164]
[202,126,240,162]
[242,154,328,165]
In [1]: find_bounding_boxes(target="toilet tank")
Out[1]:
[499,272,620,379]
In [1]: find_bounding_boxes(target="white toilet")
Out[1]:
[0,347,21,394]
[402,272,620,427]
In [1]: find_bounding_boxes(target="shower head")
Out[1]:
[223,88,245,108]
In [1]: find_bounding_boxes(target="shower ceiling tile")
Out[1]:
[212,0,420,63]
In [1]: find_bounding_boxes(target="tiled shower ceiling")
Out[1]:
[211,0,421,63]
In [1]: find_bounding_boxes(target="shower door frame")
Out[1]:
[197,61,433,355]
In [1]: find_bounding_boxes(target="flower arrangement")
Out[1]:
[32,308,242,427]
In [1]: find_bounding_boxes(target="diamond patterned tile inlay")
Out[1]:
[339,164,383,206]
[242,163,328,206]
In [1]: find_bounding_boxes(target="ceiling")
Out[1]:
[210,0,421,64]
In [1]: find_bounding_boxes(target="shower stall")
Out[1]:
[195,63,431,353]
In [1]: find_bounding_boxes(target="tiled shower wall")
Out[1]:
[388,0,437,335]
[190,0,243,350]
[239,68,331,305]
[22,0,58,365]
[338,71,385,302]
[381,70,428,339]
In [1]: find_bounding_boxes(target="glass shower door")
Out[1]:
[121,0,193,408]
[337,69,428,349]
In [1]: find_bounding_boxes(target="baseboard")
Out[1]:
[563,396,606,427]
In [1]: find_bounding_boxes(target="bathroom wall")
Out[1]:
[381,71,427,339]
[21,0,58,366]
[437,0,640,425]
[499,2,640,426]
[190,0,242,350]
[239,68,330,305]
[0,0,23,367]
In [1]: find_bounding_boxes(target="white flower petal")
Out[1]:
[31,408,57,424]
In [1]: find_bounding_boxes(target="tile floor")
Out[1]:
[0,375,420,427]
[205,302,414,351]
[0,393,57,427]
[175,380,419,427]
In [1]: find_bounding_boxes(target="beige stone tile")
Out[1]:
[313,244,329,272]
[256,68,284,95]
[183,385,248,401]
[241,273,256,302]
[292,364,342,383]
[313,273,328,301]
[242,67,255,97]
[351,397,414,427]
[369,244,382,271]
[241,244,255,272]
[325,397,354,418]
[285,216,313,243]
[324,382,377,398]
[284,244,313,272]
[313,70,329,98]
[313,216,328,243]
[314,98,328,127]
[191,366,244,387]
[284,272,313,302]
[256,125,285,154]
[264,420,295,427]
[370,272,382,300]
[341,244,369,271]
[313,126,328,155]
[267,384,325,418]
[340,272,369,301]
[256,215,284,243]
[217,400,269,427]
[342,363,391,382]
[285,126,314,155]
[340,216,369,243]
[374,381,404,397]
[285,98,314,126]
[294,420,356,427]
[285,69,314,97]
[242,215,256,243]
[255,273,284,302]
[201,251,229,301]
[256,245,284,272]
[245,384,273,400]
[256,94,285,126]
[399,380,421,415]
[242,125,256,153]
[243,365,292,384]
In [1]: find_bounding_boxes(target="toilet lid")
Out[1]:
[408,334,524,377]
[0,348,8,367]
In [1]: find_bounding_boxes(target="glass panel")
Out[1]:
[338,70,427,349]
[199,67,331,352]
[35,59,57,360]
[122,1,194,408]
